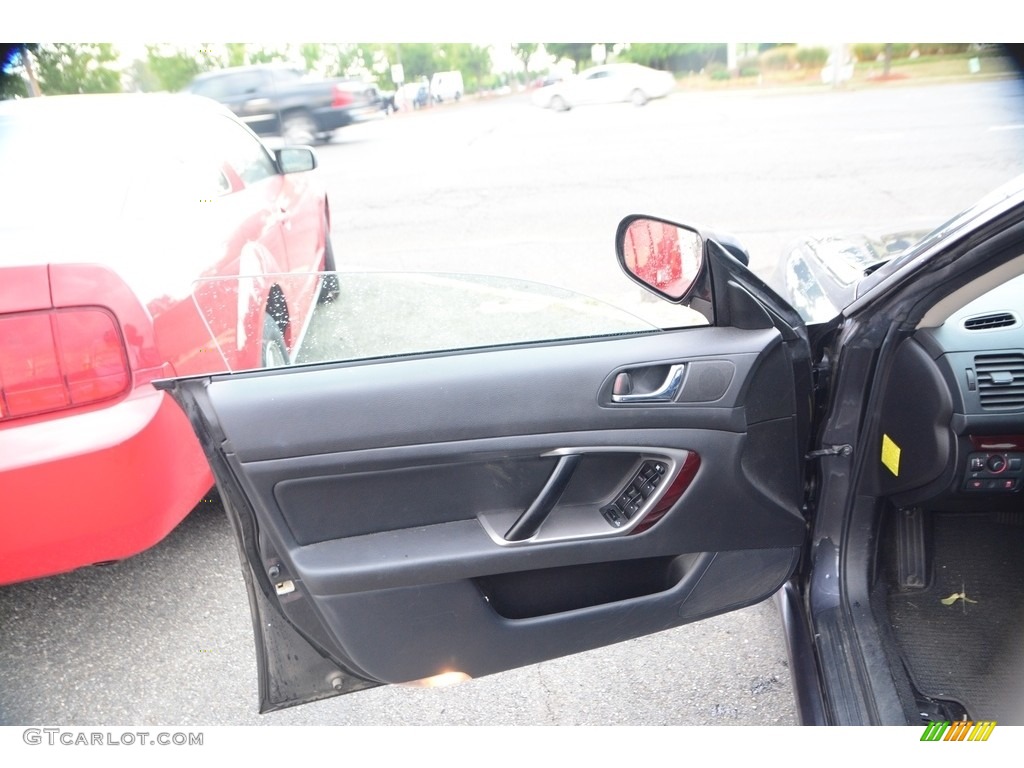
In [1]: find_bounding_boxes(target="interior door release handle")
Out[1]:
[505,454,580,541]
[611,364,685,404]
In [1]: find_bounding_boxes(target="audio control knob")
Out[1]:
[987,454,1007,473]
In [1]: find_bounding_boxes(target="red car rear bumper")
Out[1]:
[0,386,213,585]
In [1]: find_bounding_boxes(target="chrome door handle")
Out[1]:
[611,364,685,403]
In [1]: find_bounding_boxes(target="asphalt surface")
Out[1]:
[316,77,1024,304]
[2,76,1024,726]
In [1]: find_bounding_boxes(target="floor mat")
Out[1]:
[886,513,1024,723]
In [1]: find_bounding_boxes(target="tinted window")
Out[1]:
[270,68,305,86]
[191,70,269,99]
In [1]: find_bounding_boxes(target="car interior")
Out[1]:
[864,263,1024,723]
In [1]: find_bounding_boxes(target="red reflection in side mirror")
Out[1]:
[621,218,702,300]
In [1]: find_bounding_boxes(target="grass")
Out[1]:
[672,52,1019,92]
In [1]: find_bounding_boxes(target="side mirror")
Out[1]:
[275,147,318,174]
[616,215,704,302]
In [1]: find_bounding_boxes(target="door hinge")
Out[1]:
[811,352,832,389]
[812,362,829,389]
[805,444,853,460]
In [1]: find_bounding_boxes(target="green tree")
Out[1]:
[145,45,204,92]
[125,58,161,92]
[511,43,538,73]
[619,43,725,73]
[1,44,34,99]
[0,67,29,99]
[394,43,439,82]
[439,43,492,93]
[225,43,247,67]
[619,43,675,69]
[318,44,358,78]
[197,46,223,70]
[544,43,595,72]
[299,43,323,73]
[33,43,122,95]
[795,46,828,69]
[333,44,379,79]
[247,46,288,65]
[314,44,371,79]
[465,45,493,92]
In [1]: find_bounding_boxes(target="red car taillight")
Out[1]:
[331,85,354,108]
[0,307,130,420]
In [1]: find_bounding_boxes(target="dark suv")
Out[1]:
[187,64,382,144]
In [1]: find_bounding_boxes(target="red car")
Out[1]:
[0,93,332,584]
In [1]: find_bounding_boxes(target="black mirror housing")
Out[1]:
[615,215,705,302]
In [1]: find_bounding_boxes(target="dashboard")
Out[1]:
[877,274,1024,509]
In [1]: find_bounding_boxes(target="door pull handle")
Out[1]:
[504,454,580,541]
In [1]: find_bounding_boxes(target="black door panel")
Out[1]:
[164,323,808,711]
[255,427,804,597]
[309,548,798,685]
[205,327,779,461]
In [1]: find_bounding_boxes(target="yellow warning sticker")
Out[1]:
[881,434,901,477]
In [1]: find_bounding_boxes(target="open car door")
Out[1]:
[159,218,813,713]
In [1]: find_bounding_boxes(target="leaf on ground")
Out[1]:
[940,591,978,606]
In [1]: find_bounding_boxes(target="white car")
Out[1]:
[430,70,464,103]
[531,63,676,111]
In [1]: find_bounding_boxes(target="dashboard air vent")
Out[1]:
[975,353,1024,411]
[964,312,1018,330]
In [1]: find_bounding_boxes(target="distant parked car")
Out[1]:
[0,93,333,585]
[397,82,430,110]
[430,70,465,103]
[186,64,382,144]
[532,63,676,111]
[533,74,564,88]
[775,231,927,323]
